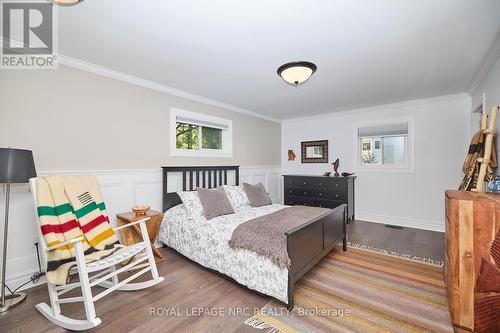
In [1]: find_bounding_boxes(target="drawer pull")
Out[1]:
[303,182,307,185]
[319,183,322,186]
[303,191,307,195]
[335,194,339,198]
[335,184,339,187]
[289,190,292,193]
[319,193,322,196]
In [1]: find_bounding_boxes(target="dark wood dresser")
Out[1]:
[283,175,356,220]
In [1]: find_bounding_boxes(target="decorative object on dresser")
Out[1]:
[444,190,500,332]
[301,140,328,163]
[283,174,356,221]
[116,210,165,263]
[332,158,340,176]
[287,149,296,161]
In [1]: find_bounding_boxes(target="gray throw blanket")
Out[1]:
[228,206,332,268]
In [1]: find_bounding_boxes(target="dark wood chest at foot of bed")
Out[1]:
[283,175,356,220]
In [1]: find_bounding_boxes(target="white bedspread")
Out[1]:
[158,203,289,303]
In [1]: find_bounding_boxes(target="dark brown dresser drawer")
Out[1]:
[312,189,346,201]
[327,180,346,191]
[285,177,327,189]
[311,189,328,199]
[313,199,345,209]
[285,177,309,187]
[286,187,311,197]
[284,196,313,206]
[309,178,328,189]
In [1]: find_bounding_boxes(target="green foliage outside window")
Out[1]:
[176,122,222,150]
[176,123,199,149]
[202,126,222,149]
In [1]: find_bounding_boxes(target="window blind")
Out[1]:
[358,122,408,137]
[176,116,229,130]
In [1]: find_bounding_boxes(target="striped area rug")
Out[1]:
[240,247,453,333]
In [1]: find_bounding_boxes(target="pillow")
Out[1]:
[196,187,234,220]
[177,191,204,219]
[221,185,250,209]
[243,183,272,207]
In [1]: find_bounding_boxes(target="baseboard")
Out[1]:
[355,212,444,232]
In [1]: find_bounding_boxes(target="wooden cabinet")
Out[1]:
[445,190,500,332]
[283,175,355,220]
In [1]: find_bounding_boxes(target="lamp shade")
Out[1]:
[0,148,37,183]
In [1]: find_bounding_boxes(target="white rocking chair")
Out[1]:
[29,178,165,331]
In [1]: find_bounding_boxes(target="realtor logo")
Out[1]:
[1,0,58,69]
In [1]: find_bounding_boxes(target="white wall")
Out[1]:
[471,53,500,165]
[0,166,282,291]
[282,94,471,232]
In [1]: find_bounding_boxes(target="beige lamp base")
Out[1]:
[0,292,26,312]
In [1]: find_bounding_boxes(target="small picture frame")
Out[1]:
[301,140,328,163]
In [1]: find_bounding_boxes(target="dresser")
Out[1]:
[283,175,356,220]
[445,190,500,332]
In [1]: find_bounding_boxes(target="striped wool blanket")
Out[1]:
[37,176,122,285]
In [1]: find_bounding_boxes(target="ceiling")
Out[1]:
[57,0,500,120]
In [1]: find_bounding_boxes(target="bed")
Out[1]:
[159,166,347,309]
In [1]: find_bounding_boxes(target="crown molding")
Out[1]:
[282,92,470,123]
[0,38,281,123]
[468,30,500,96]
[56,55,281,123]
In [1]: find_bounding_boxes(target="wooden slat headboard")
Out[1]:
[162,166,240,212]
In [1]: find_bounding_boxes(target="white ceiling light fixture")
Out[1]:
[51,0,83,5]
[277,61,317,87]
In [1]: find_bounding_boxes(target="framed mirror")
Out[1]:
[301,140,328,163]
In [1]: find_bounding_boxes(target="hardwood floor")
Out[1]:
[347,220,445,262]
[2,220,445,333]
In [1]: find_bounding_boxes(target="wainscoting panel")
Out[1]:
[2,166,281,290]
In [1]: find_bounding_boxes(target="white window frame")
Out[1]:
[170,108,233,158]
[354,116,414,173]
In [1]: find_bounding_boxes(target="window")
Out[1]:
[170,108,233,157]
[356,119,413,171]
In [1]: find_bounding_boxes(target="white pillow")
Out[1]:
[221,185,250,209]
[177,191,204,218]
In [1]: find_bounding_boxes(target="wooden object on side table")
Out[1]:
[445,190,500,332]
[116,210,165,263]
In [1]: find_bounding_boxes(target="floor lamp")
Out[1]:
[0,148,36,312]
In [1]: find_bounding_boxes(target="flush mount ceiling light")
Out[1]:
[277,61,317,86]
[51,0,82,5]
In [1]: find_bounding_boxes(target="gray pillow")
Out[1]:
[243,183,272,207]
[196,187,234,220]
